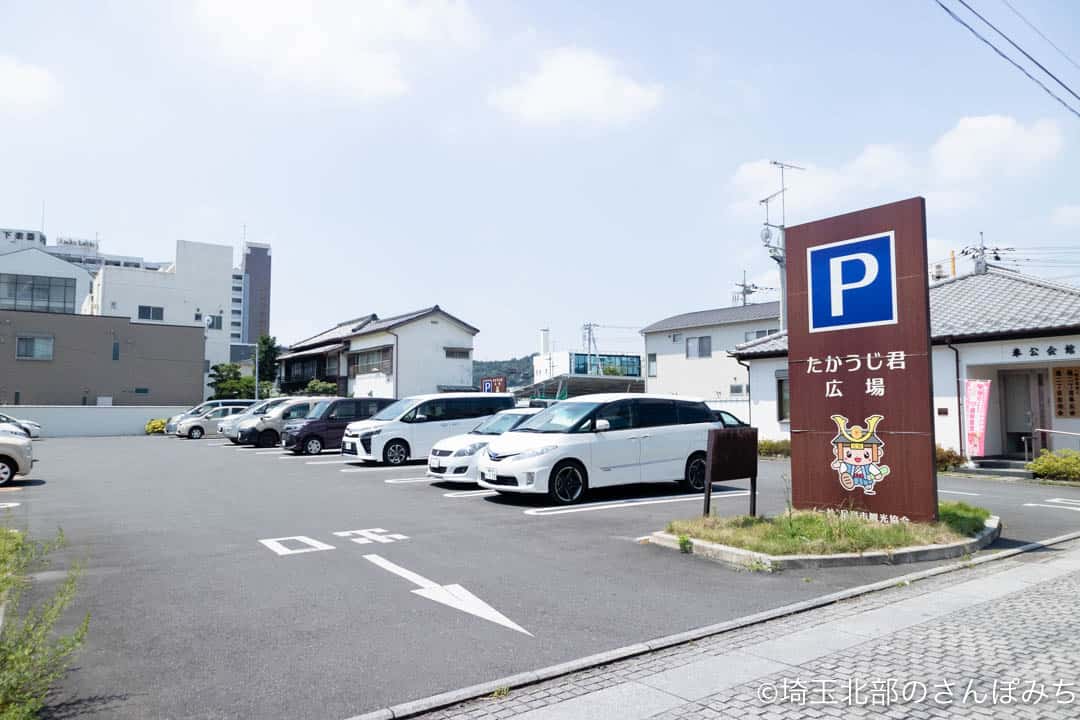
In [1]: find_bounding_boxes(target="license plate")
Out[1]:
[482,470,495,482]
[343,442,355,454]
[430,464,445,473]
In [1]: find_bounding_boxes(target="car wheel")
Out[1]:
[188,426,204,440]
[229,438,240,445]
[303,437,323,455]
[681,452,707,492]
[258,429,278,448]
[0,457,13,486]
[548,460,588,505]
[383,440,409,465]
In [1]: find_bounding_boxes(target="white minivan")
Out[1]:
[342,393,516,465]
[476,393,720,504]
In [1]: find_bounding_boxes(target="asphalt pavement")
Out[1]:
[3,437,1079,720]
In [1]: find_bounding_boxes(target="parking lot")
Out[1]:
[6,436,1080,719]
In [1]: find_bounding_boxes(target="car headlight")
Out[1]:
[453,442,488,457]
[514,445,558,461]
[360,429,381,439]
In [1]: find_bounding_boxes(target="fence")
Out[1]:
[0,405,190,437]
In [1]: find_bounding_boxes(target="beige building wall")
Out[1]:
[0,310,205,406]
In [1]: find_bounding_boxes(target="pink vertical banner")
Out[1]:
[964,379,992,457]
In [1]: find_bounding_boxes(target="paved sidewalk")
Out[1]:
[412,540,1080,719]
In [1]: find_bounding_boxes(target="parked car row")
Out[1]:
[172,391,750,507]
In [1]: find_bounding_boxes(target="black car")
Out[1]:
[282,397,396,455]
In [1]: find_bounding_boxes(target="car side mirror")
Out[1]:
[595,418,611,432]
[415,414,428,423]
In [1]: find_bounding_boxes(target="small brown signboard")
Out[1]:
[785,197,937,522]
[704,427,759,517]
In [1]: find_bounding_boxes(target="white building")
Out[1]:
[734,268,1080,458]
[641,302,780,411]
[0,247,94,313]
[88,240,236,395]
[279,306,478,398]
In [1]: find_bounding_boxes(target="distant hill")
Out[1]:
[473,354,536,388]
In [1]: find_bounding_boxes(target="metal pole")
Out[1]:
[749,474,757,517]
[254,342,259,400]
[777,227,787,332]
[703,475,712,517]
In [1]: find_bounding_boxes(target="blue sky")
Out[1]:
[1,0,1078,358]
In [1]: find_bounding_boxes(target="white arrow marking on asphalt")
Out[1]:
[1024,499,1080,512]
[363,554,532,636]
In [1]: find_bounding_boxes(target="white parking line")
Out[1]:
[255,450,288,455]
[385,477,433,484]
[524,490,750,516]
[305,459,355,465]
[940,489,980,496]
[340,465,418,474]
[443,489,498,498]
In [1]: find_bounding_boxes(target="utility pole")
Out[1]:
[734,270,775,307]
[759,160,804,331]
[961,232,1011,275]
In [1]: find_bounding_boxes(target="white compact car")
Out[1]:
[0,413,40,438]
[342,393,516,465]
[426,407,541,481]
[0,432,33,486]
[476,393,720,505]
[175,405,248,439]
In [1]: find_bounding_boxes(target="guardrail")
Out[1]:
[1025,428,1080,460]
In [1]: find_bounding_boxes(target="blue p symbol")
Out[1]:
[808,233,896,333]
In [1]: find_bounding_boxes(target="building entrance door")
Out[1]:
[1000,370,1049,457]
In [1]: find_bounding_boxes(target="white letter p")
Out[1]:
[828,253,878,317]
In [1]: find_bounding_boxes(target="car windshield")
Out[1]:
[471,413,530,435]
[371,398,418,422]
[307,400,332,419]
[515,402,601,433]
[190,403,213,415]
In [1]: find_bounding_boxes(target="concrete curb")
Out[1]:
[342,529,1080,720]
[649,516,1001,570]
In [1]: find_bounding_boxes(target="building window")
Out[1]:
[194,312,202,322]
[570,353,641,377]
[137,305,164,321]
[777,378,790,422]
[13,391,20,405]
[204,360,211,373]
[134,388,149,394]
[287,358,318,381]
[231,308,242,315]
[744,328,779,342]
[231,321,241,328]
[0,274,76,313]
[232,274,243,281]
[729,383,745,396]
[326,354,339,377]
[348,346,393,376]
[647,353,657,377]
[686,336,712,359]
[16,335,53,360]
[207,315,223,330]
[232,297,242,304]
[671,333,681,343]
[232,285,243,292]
[445,348,471,360]
[112,340,120,361]
[230,333,241,339]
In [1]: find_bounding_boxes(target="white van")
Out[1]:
[476,393,720,504]
[342,393,516,465]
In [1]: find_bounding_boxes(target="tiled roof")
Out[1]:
[289,306,479,351]
[733,268,1080,358]
[642,301,780,334]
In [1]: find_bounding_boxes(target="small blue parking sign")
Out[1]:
[482,380,493,392]
[807,231,897,333]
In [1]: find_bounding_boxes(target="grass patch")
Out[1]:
[666,500,989,557]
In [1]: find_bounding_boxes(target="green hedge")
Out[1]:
[758,439,791,457]
[1028,449,1080,482]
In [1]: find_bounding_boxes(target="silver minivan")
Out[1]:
[234,397,325,447]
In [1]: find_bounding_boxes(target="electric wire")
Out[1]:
[998,0,1080,74]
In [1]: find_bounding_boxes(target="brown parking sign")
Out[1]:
[786,197,937,522]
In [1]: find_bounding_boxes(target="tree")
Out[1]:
[208,363,244,398]
[304,378,338,396]
[256,335,280,383]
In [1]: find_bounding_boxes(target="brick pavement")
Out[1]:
[410,540,1080,720]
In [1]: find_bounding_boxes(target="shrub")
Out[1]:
[936,445,966,472]
[0,528,89,719]
[303,379,338,396]
[1028,449,1080,482]
[758,439,791,457]
[144,418,166,435]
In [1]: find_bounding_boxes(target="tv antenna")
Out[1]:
[757,160,804,331]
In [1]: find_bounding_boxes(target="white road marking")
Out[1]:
[0,502,20,510]
[385,477,434,484]
[340,465,415,473]
[305,459,354,465]
[524,490,751,516]
[940,489,980,496]
[443,489,498,498]
[209,442,232,446]
[1048,497,1080,506]
[255,450,288,455]
[333,528,409,544]
[1024,498,1080,513]
[258,536,335,556]
[363,554,532,636]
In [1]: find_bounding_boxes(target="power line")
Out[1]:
[953,0,1080,105]
[998,0,1080,74]
[932,0,1080,119]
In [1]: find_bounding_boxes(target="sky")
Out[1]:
[1,0,1079,359]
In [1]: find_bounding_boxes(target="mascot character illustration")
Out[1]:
[829,414,890,495]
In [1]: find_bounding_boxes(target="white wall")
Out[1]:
[91,240,235,398]
[644,318,779,400]
[745,356,788,441]
[533,352,571,383]
[0,405,190,437]
[0,248,93,312]
[348,331,397,398]
[395,313,474,396]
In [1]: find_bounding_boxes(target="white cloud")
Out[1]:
[194,0,482,101]
[0,56,60,109]
[1052,204,1080,227]
[729,115,1063,222]
[489,47,662,128]
[930,115,1062,184]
